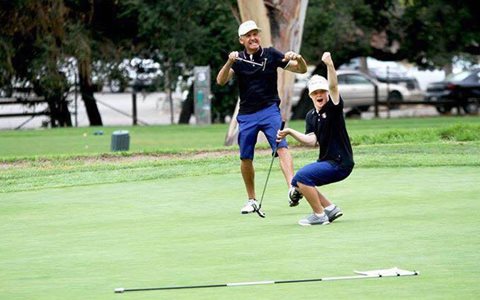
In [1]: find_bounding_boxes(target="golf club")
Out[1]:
[114,267,419,293]
[255,121,286,218]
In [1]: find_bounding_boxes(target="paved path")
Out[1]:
[0,92,187,130]
[0,92,440,130]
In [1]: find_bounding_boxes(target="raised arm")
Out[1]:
[283,51,307,74]
[216,51,238,86]
[322,52,339,104]
[277,128,317,147]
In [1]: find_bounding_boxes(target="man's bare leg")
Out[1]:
[277,147,294,187]
[316,189,333,208]
[241,159,255,199]
[297,182,323,213]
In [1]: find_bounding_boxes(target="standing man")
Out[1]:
[216,20,307,214]
[277,52,354,226]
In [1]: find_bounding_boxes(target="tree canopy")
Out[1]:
[301,0,479,69]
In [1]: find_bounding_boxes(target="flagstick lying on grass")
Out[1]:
[114,267,419,293]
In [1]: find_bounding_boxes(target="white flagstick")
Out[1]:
[114,268,419,293]
[235,57,264,67]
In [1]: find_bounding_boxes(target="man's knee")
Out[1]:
[277,147,292,161]
[241,158,254,168]
[277,147,291,158]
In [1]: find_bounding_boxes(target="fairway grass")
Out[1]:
[1,160,479,299]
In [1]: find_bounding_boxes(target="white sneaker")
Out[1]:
[241,199,258,214]
[298,213,330,226]
[325,205,343,223]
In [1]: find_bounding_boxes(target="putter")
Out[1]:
[255,121,286,218]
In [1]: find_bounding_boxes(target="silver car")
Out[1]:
[336,70,424,111]
[292,69,424,113]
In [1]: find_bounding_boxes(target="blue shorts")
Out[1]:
[292,161,352,187]
[237,104,288,160]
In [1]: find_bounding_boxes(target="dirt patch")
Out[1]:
[0,147,314,170]
[0,149,238,170]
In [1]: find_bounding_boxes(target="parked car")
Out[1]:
[370,66,423,92]
[336,70,423,112]
[425,68,480,114]
[88,58,163,93]
[292,68,424,113]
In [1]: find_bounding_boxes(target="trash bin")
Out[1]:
[111,130,130,151]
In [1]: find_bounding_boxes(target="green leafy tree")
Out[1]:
[400,0,480,69]
[63,0,142,126]
[302,0,479,70]
[0,0,73,126]
[124,0,238,124]
[293,0,480,119]
[0,0,141,126]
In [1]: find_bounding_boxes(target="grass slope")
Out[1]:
[1,166,479,299]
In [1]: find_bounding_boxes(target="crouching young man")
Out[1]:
[277,52,354,226]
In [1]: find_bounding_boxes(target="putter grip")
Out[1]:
[272,121,286,157]
[276,121,286,146]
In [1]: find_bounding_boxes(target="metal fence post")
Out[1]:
[132,91,137,125]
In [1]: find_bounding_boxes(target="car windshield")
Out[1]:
[341,74,371,84]
[446,70,472,82]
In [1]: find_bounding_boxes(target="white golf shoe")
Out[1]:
[241,199,258,214]
[325,205,343,223]
[298,213,330,226]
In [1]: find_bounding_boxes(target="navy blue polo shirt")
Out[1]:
[231,47,288,115]
[305,96,354,168]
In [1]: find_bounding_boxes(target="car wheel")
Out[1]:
[345,108,362,118]
[436,105,453,115]
[357,105,370,112]
[462,99,479,115]
[387,91,402,109]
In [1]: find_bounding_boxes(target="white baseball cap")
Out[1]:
[308,75,329,94]
[238,20,261,37]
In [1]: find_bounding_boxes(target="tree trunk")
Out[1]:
[78,57,103,126]
[443,63,453,76]
[359,57,369,74]
[47,95,72,127]
[265,0,309,120]
[164,62,175,125]
[224,99,240,146]
[178,84,194,124]
[58,98,72,126]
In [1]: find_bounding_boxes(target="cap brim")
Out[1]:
[308,84,329,94]
[239,28,261,36]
